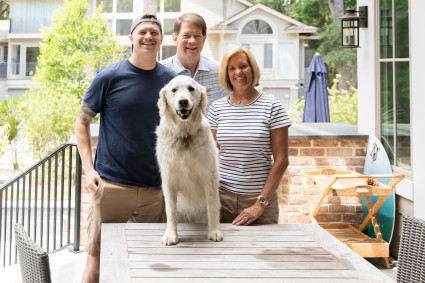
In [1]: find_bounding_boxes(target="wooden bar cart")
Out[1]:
[301,168,404,268]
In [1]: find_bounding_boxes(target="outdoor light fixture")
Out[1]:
[340,6,368,48]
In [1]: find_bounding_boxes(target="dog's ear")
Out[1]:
[158,87,168,117]
[199,85,208,115]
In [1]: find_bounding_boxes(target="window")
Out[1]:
[242,20,272,34]
[277,43,294,75]
[158,0,180,12]
[158,46,176,60]
[97,0,113,13]
[116,19,132,36]
[379,0,410,170]
[241,20,274,70]
[117,0,133,13]
[164,19,175,35]
[11,45,20,76]
[10,1,61,33]
[3,46,7,62]
[25,47,39,76]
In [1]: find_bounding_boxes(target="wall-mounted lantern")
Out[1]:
[340,6,368,48]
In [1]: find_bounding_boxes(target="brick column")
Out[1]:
[278,138,368,224]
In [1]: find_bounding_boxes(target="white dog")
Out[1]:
[156,75,223,246]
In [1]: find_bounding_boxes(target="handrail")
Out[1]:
[0,142,78,192]
[0,142,82,267]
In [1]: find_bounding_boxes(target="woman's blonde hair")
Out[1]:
[219,46,261,92]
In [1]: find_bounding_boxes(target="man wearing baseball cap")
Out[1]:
[76,14,176,283]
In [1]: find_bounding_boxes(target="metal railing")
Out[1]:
[10,18,52,33]
[0,142,82,267]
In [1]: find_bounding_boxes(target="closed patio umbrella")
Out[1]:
[302,53,330,123]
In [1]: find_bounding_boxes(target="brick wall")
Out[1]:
[278,138,368,225]
[79,137,368,245]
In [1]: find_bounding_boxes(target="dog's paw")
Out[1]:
[162,231,179,246]
[208,229,223,242]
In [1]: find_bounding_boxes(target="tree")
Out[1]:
[0,0,9,20]
[0,97,21,169]
[252,0,357,89]
[19,0,125,158]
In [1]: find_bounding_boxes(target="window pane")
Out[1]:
[395,62,410,169]
[164,19,175,35]
[117,0,133,13]
[11,45,20,75]
[161,46,176,60]
[380,61,394,164]
[242,44,249,50]
[394,0,409,58]
[379,0,392,59]
[157,0,160,12]
[108,19,113,32]
[251,44,262,68]
[116,19,132,36]
[97,0,113,13]
[277,43,294,75]
[3,46,8,62]
[242,20,272,34]
[264,44,272,68]
[26,47,39,76]
[164,0,180,12]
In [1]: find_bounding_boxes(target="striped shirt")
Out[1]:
[160,55,229,111]
[207,93,292,194]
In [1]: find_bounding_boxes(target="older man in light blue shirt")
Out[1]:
[160,13,229,111]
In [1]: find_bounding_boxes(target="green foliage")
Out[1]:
[317,21,356,68]
[328,74,358,125]
[287,74,357,125]
[285,0,332,29]
[0,97,21,170]
[288,96,305,123]
[0,0,9,20]
[0,97,22,169]
[19,0,125,158]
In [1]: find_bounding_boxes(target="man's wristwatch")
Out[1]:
[257,195,269,207]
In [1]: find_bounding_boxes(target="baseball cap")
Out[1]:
[130,16,162,34]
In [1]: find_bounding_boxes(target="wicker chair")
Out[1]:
[397,214,425,283]
[14,223,52,283]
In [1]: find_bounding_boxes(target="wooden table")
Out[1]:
[100,223,393,282]
[301,168,404,268]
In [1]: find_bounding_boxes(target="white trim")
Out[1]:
[223,3,306,27]
[236,0,254,8]
[395,178,414,201]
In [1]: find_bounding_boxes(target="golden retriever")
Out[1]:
[156,75,223,245]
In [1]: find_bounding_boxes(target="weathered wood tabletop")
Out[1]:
[100,223,393,283]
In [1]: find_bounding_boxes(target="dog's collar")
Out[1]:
[183,135,191,149]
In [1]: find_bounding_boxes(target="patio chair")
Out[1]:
[14,223,52,283]
[396,214,425,283]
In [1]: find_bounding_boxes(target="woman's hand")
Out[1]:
[232,202,265,226]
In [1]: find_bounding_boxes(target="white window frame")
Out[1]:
[8,43,40,78]
[98,0,134,37]
[237,16,297,79]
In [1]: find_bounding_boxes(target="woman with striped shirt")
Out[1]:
[207,46,291,225]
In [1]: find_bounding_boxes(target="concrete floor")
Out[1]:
[367,257,398,282]
[0,247,87,283]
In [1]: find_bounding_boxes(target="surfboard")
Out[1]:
[362,135,395,243]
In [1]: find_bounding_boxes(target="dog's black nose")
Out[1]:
[179,99,189,108]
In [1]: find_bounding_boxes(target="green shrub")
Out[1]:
[288,74,358,125]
